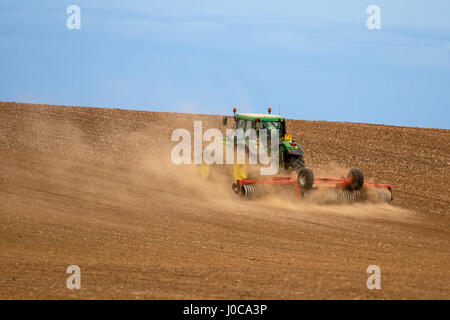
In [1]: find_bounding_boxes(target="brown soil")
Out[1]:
[0,101,448,299]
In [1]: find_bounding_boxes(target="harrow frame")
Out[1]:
[234,175,393,201]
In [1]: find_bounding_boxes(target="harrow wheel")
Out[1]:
[297,167,314,190]
[355,188,392,202]
[241,184,264,199]
[347,168,364,190]
[303,189,355,201]
[374,188,392,202]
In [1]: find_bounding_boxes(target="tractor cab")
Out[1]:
[222,107,304,172]
[224,108,286,140]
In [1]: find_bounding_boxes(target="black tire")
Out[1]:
[232,183,240,194]
[286,154,305,172]
[297,167,314,190]
[347,168,364,190]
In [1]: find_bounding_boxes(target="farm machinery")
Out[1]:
[200,107,393,202]
[232,167,393,202]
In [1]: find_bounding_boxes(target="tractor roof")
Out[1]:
[236,113,285,121]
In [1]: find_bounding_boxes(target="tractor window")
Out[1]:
[236,119,245,130]
[245,120,255,132]
[262,121,282,137]
[234,118,246,138]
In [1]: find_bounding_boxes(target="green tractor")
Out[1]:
[200,107,305,180]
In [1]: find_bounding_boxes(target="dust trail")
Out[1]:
[16,110,411,226]
[137,146,413,225]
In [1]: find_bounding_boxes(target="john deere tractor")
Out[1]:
[200,107,305,180]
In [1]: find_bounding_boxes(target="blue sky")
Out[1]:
[0,1,449,128]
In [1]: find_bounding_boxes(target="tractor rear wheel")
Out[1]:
[288,154,305,172]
